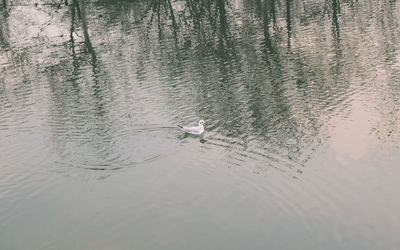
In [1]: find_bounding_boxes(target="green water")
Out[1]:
[1,0,400,249]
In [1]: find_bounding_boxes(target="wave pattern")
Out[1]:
[1,0,400,249]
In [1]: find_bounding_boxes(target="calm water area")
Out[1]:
[1,0,400,249]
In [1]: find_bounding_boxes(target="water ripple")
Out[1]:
[1,1,400,249]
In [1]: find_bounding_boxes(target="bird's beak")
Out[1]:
[204,121,208,126]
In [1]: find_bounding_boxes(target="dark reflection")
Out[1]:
[80,0,386,172]
[371,0,400,142]
[329,0,343,88]
[41,0,119,171]
[1,0,7,13]
[128,0,314,171]
[261,0,275,56]
[0,12,8,47]
[0,0,9,49]
[68,0,80,88]
[331,0,340,39]
[76,0,95,53]
[286,0,292,48]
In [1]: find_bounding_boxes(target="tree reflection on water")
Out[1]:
[1,0,400,170]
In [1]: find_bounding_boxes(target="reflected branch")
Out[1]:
[216,0,228,38]
[166,0,179,47]
[69,0,80,87]
[0,3,9,47]
[331,0,340,40]
[330,0,342,59]
[286,0,292,49]
[69,0,98,82]
[77,0,95,53]
[261,0,274,56]
[1,0,8,16]
[186,0,203,31]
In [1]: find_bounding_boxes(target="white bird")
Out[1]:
[177,120,207,135]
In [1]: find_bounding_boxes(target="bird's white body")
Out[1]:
[178,120,206,135]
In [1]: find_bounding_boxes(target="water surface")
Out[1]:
[1,0,400,249]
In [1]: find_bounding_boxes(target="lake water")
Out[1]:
[1,0,400,249]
